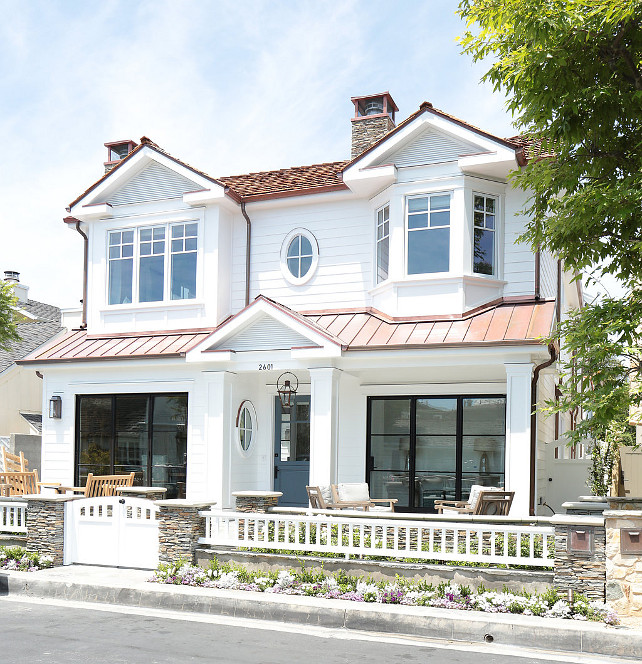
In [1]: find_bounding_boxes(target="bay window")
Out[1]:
[376,203,390,283]
[473,194,497,275]
[407,193,450,275]
[107,221,198,305]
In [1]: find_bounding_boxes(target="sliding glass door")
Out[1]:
[367,395,506,512]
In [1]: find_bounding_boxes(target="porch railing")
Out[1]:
[199,510,556,568]
[0,500,28,534]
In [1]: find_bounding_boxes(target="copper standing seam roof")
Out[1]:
[302,299,556,349]
[18,299,555,365]
[18,329,214,364]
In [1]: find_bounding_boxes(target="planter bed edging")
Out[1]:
[195,547,553,594]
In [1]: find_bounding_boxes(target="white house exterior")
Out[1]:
[21,93,583,516]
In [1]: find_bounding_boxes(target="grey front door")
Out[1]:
[274,395,310,506]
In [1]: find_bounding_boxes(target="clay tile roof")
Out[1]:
[504,135,556,161]
[218,161,349,200]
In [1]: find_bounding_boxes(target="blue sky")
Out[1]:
[0,0,519,309]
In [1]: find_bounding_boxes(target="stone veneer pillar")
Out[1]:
[232,491,282,513]
[25,495,79,567]
[552,514,606,600]
[157,500,215,564]
[604,509,642,617]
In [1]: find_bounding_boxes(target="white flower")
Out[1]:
[275,571,295,588]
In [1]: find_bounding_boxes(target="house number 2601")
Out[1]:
[258,363,273,371]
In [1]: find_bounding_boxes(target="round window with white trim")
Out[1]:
[236,400,256,457]
[280,228,319,285]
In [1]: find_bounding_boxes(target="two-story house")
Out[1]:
[21,93,582,515]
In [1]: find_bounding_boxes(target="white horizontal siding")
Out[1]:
[503,190,534,297]
[382,127,484,168]
[106,162,200,206]
[540,249,558,300]
[230,199,372,313]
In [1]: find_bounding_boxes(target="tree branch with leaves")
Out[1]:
[0,280,19,352]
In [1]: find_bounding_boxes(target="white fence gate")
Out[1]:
[64,497,159,569]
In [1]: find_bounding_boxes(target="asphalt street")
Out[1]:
[0,596,631,664]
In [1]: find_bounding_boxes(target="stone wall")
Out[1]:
[157,500,214,564]
[605,510,642,617]
[25,496,74,566]
[552,515,606,600]
[351,116,395,158]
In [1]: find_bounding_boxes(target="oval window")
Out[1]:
[280,228,319,285]
[236,401,256,456]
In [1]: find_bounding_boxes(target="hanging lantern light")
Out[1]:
[277,372,298,409]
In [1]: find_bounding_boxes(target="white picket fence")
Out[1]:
[0,501,28,534]
[199,510,556,568]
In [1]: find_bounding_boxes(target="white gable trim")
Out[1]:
[344,111,518,181]
[70,146,229,217]
[187,298,342,362]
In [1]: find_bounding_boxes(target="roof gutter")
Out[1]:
[240,202,252,307]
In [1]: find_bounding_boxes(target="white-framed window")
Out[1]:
[170,222,198,300]
[236,400,256,456]
[280,228,319,285]
[139,226,166,302]
[107,220,198,306]
[407,193,451,275]
[108,230,134,305]
[473,194,497,276]
[376,203,390,284]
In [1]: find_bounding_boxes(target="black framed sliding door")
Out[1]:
[367,395,506,512]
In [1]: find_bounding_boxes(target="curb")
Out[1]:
[2,569,642,660]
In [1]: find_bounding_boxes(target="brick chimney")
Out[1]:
[351,92,398,159]
[4,270,29,303]
[104,139,138,173]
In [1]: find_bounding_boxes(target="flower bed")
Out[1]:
[149,557,618,624]
[0,546,54,572]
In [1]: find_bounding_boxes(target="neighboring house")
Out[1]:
[21,92,585,513]
[0,271,63,475]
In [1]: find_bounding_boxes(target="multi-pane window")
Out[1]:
[108,230,134,304]
[286,234,314,279]
[407,193,450,274]
[473,194,497,275]
[76,393,188,499]
[376,204,390,284]
[107,222,198,305]
[238,402,255,454]
[171,223,198,300]
[139,227,166,302]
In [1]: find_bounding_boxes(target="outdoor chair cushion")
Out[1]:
[438,485,498,515]
[335,483,370,503]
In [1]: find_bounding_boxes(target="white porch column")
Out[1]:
[308,368,341,487]
[504,362,534,516]
[204,371,236,508]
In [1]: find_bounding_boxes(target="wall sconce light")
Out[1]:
[49,395,62,419]
[277,372,298,409]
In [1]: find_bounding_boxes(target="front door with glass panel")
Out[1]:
[367,396,506,512]
[274,395,310,506]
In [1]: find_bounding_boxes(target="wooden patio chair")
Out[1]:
[58,472,136,497]
[331,483,397,512]
[0,470,40,496]
[2,448,28,473]
[306,485,337,509]
[435,485,515,516]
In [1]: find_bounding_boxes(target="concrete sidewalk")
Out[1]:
[2,565,641,661]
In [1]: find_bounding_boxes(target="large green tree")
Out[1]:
[458,1,642,446]
[0,280,19,352]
